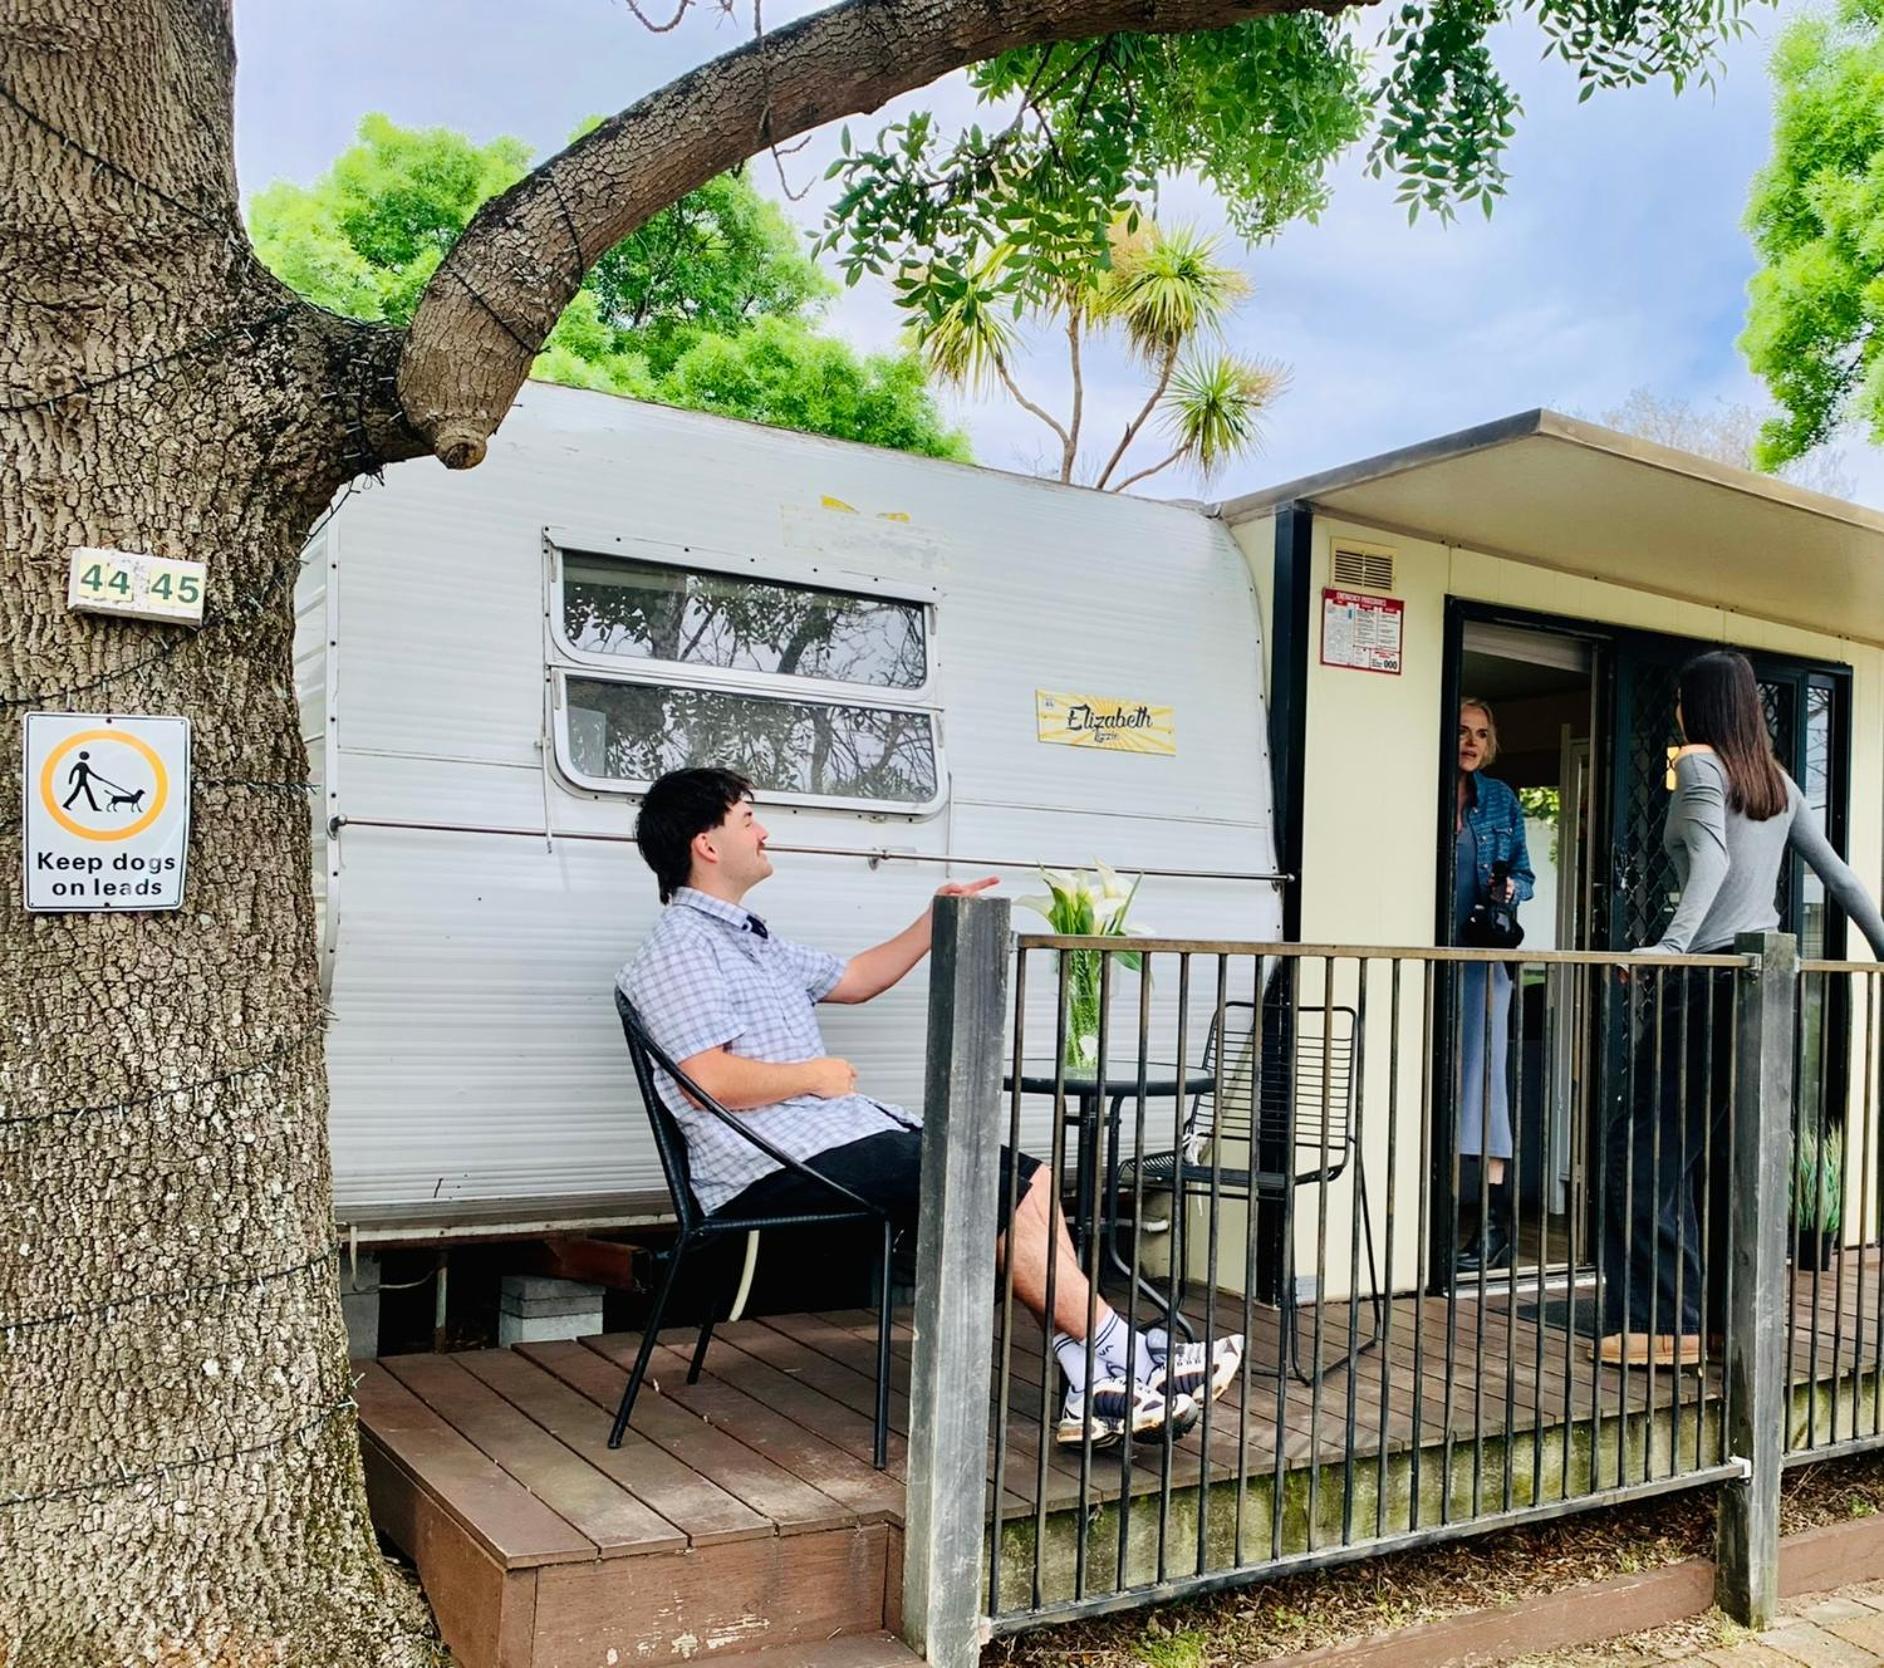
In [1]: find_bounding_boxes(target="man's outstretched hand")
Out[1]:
[828,877,1004,1007]
[934,875,1001,901]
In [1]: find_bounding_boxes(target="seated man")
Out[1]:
[619,766,1243,1448]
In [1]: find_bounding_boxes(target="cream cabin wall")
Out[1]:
[1209,510,1884,1302]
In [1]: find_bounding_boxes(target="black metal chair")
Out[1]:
[1117,993,1383,1384]
[610,991,896,1467]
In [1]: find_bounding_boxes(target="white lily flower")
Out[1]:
[1014,894,1055,921]
[1094,859,1131,902]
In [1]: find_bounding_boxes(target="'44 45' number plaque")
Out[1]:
[67,546,206,626]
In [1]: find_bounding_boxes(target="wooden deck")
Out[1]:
[358,1252,1884,1666]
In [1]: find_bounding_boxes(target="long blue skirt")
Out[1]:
[1456,962,1514,1160]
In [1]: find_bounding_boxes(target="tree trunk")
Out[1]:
[0,1,1353,1660]
[0,6,437,1663]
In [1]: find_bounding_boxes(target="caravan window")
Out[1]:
[561,554,927,690]
[562,675,940,810]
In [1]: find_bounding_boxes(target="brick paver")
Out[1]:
[1648,1580,1884,1668]
[1748,1622,1879,1667]
[1824,1619,1884,1657]
[1700,1645,1828,1667]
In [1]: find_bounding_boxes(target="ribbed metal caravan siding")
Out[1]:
[298,382,1281,1222]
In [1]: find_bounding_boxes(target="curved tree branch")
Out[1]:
[1063,309,1085,482]
[1094,343,1179,489]
[996,357,1072,453]
[1110,444,1188,493]
[391,0,1357,470]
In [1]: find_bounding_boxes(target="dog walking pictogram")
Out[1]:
[60,750,145,814]
[38,728,169,843]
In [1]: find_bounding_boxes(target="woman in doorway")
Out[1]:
[1599,650,1884,1367]
[1454,698,1535,1275]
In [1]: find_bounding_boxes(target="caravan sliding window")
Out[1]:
[548,540,944,815]
[558,674,941,812]
[560,553,928,692]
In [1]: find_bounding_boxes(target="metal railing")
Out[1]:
[1784,962,1884,1463]
[900,903,1824,1665]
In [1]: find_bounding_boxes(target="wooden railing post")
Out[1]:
[1717,930,1797,1629]
[901,894,1009,1668]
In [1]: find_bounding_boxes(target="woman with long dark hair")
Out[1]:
[1598,650,1884,1366]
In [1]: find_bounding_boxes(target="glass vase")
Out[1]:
[1062,948,1103,1073]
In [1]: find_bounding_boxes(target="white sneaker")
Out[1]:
[1056,1377,1197,1447]
[1148,1333,1245,1407]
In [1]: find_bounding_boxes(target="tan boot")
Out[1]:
[1595,1332,1703,1369]
[1662,1333,1704,1368]
[1594,1331,1657,1366]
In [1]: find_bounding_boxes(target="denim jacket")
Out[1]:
[1460,773,1536,907]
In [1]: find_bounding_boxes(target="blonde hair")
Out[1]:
[1459,698,1499,768]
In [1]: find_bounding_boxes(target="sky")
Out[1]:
[230,0,1882,509]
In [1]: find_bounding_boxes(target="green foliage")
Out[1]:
[250,114,532,326]
[825,0,1764,318]
[249,115,966,458]
[1740,0,1884,467]
[1794,1119,1844,1234]
[824,18,1366,319]
[1161,353,1286,482]
[1136,1631,1208,1668]
[1517,786,1562,864]
[1515,787,1561,823]
[582,171,835,377]
[661,317,972,460]
[1100,222,1250,361]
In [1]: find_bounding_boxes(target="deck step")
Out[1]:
[723,1633,921,1666]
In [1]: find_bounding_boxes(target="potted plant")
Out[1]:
[1792,1119,1843,1271]
[1015,864,1147,1072]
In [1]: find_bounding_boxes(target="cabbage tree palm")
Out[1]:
[910,217,1285,491]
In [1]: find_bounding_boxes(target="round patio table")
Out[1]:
[1002,1061,1218,1340]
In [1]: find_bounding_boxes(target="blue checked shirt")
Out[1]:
[618,888,919,1215]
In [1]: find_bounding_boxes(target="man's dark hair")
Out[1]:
[635,768,754,902]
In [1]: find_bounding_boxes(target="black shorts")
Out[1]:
[713,1129,1042,1233]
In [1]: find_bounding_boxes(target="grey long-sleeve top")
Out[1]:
[1653,750,1884,957]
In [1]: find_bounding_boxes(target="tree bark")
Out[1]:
[0,5,437,1664]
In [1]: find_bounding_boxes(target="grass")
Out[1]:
[983,1450,1884,1667]
[1134,1629,1209,1668]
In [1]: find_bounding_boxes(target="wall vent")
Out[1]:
[1331,545,1395,592]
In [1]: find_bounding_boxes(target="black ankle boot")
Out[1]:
[1455,1184,1514,1274]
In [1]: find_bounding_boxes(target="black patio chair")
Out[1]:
[1116,993,1383,1385]
[610,990,895,1467]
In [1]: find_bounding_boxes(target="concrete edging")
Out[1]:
[1268,1514,1884,1668]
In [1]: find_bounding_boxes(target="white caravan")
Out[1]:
[296,382,1282,1238]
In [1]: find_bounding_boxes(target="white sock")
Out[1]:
[1056,1316,1168,1389]
[1091,1313,1159,1383]
[1052,1329,1102,1391]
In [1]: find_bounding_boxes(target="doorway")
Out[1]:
[1447,620,1598,1276]
[1435,602,1856,1295]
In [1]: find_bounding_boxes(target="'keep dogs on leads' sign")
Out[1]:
[24,713,191,911]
